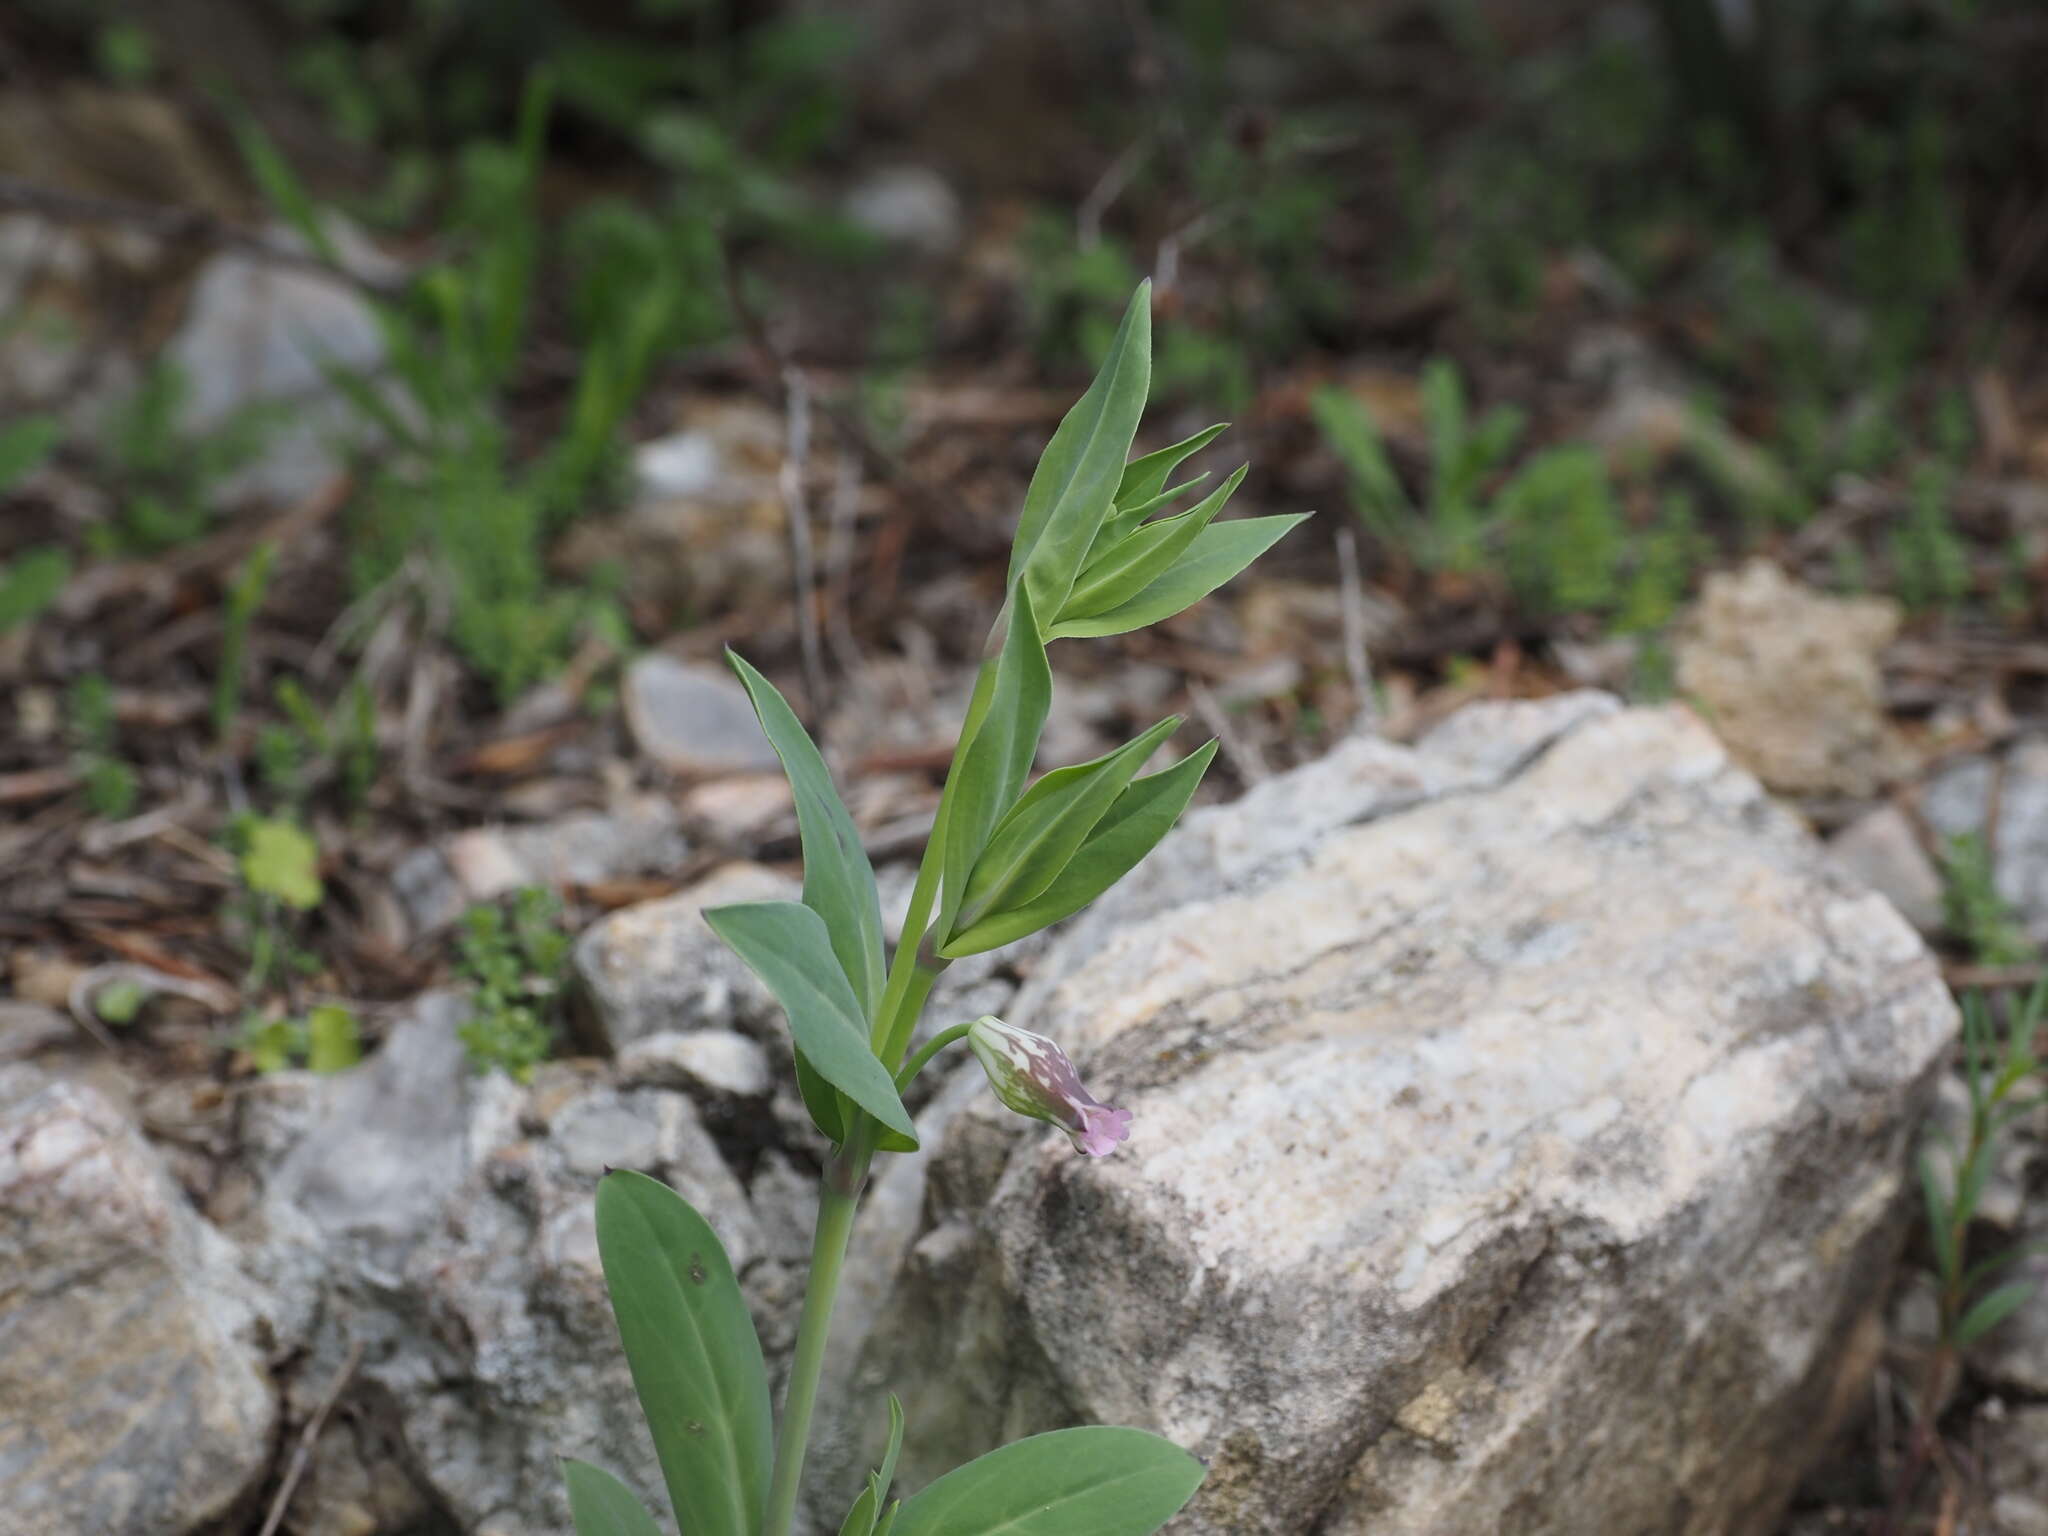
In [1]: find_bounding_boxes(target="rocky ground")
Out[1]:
[7,5,2048,1533]
[8,680,2048,1534]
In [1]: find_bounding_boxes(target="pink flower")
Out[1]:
[966,1016,1132,1157]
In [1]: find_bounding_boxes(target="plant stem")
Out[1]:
[762,1143,866,1536]
[895,1021,974,1093]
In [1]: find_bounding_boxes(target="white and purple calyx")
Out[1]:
[966,1015,1132,1156]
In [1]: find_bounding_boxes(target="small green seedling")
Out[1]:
[455,886,572,1081]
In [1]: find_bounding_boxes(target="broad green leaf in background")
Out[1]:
[563,1459,665,1536]
[240,817,324,910]
[889,1427,1204,1536]
[942,741,1216,958]
[595,1170,772,1536]
[1009,284,1153,624]
[1060,466,1247,623]
[727,649,886,1020]
[955,715,1183,935]
[938,585,1052,931]
[702,901,916,1142]
[1047,515,1310,641]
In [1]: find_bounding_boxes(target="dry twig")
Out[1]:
[256,1340,365,1536]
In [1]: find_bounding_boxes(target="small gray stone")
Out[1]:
[165,218,399,505]
[1828,803,1945,935]
[265,992,476,1275]
[842,165,963,255]
[574,862,799,1050]
[624,654,779,777]
[1674,559,1915,797]
[1982,1405,2048,1536]
[550,1088,664,1178]
[618,1028,773,1102]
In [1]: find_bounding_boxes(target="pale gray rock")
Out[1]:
[842,165,963,255]
[822,699,1955,1536]
[1828,803,1946,936]
[573,861,799,1050]
[1921,738,2048,943]
[0,1066,276,1536]
[392,797,689,936]
[255,1001,766,1536]
[1981,1404,2048,1536]
[625,653,780,777]
[165,218,399,505]
[618,1027,775,1104]
[263,992,478,1279]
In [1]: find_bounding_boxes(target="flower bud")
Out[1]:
[966,1015,1132,1157]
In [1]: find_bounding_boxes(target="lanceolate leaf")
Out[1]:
[562,1459,665,1536]
[941,740,1216,957]
[840,1487,880,1536]
[1955,1278,2040,1346]
[1113,422,1227,516]
[940,585,1052,930]
[955,716,1183,935]
[1060,466,1248,622]
[836,1385,908,1536]
[594,1172,772,1536]
[889,1427,1204,1536]
[702,901,917,1141]
[1048,514,1309,641]
[1010,285,1153,624]
[727,649,886,1020]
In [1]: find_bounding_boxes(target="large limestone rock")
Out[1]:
[823,697,1955,1535]
[252,994,774,1536]
[0,1065,277,1535]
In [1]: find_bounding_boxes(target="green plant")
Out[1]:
[565,286,1302,1536]
[0,415,70,630]
[91,364,281,554]
[1892,462,1971,613]
[214,543,276,747]
[455,887,572,1082]
[1917,986,2046,1359]
[1315,359,1635,614]
[240,79,649,701]
[1942,832,2031,967]
[67,674,138,820]
[230,813,326,995]
[1615,491,1708,635]
[259,677,380,814]
[241,1003,362,1074]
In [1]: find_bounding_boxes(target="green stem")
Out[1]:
[895,1021,974,1093]
[762,1142,866,1536]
